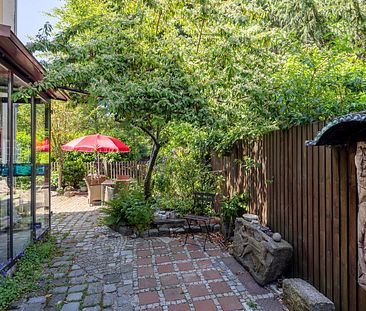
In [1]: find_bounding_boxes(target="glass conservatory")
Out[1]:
[0,24,67,272]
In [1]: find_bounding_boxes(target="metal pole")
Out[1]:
[31,96,36,239]
[46,101,51,230]
[97,152,100,177]
[7,71,14,261]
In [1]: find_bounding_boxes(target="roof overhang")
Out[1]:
[306,112,366,146]
[0,24,68,101]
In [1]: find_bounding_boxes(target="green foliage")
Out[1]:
[153,122,222,213]
[153,196,193,216]
[14,177,31,191]
[24,0,366,192]
[61,159,86,188]
[221,192,250,238]
[221,192,250,221]
[101,183,153,234]
[50,171,59,189]
[0,235,57,311]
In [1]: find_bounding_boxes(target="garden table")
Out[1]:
[101,179,116,204]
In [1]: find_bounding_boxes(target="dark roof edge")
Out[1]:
[305,112,366,146]
[0,24,68,101]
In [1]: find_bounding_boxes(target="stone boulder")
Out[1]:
[233,218,292,285]
[283,278,335,311]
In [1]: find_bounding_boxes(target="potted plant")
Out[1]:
[220,192,249,239]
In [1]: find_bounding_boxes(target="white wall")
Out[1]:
[0,0,17,33]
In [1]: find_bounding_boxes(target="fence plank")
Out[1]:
[297,126,303,277]
[313,123,320,289]
[292,127,298,276]
[348,145,358,311]
[325,147,333,299]
[332,148,341,308]
[51,161,148,183]
[211,121,365,311]
[307,124,314,284]
[302,126,308,281]
[288,127,294,276]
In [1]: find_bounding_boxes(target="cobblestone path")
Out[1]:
[12,197,284,311]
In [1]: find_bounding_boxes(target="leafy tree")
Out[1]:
[27,0,207,198]
[22,0,366,196]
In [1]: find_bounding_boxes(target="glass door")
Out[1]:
[35,101,50,237]
[0,64,10,269]
[12,76,32,257]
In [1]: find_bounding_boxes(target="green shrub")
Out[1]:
[221,192,250,239]
[62,159,86,188]
[0,235,57,311]
[152,196,193,216]
[101,183,153,234]
[50,171,59,189]
[221,192,250,221]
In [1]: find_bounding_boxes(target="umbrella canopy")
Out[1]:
[62,134,130,153]
[62,134,130,176]
[36,137,50,152]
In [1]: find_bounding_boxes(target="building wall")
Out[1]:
[0,0,3,26]
[0,0,16,32]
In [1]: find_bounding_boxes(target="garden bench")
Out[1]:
[183,192,217,251]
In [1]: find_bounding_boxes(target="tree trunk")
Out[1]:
[144,142,160,199]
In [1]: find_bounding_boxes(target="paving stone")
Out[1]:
[102,293,115,307]
[47,293,66,307]
[104,283,117,293]
[83,294,101,307]
[28,296,47,304]
[68,284,87,293]
[52,286,69,294]
[67,292,83,301]
[8,196,285,311]
[118,303,134,311]
[68,269,84,277]
[193,300,217,311]
[21,303,44,311]
[138,291,160,305]
[88,283,103,294]
[54,273,65,278]
[61,302,80,311]
[117,285,133,296]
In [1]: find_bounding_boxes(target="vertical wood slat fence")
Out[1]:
[211,122,366,311]
[51,161,148,183]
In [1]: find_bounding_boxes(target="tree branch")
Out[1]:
[138,125,159,146]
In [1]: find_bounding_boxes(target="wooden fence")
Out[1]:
[211,122,366,311]
[51,161,148,183]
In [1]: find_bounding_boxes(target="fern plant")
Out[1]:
[101,183,153,234]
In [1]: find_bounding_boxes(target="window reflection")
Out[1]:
[36,102,50,237]
[12,99,32,257]
[0,64,9,269]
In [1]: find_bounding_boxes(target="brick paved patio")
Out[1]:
[10,195,285,311]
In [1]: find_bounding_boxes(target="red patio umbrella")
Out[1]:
[62,134,130,176]
[36,137,50,152]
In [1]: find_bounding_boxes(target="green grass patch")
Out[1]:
[0,234,58,311]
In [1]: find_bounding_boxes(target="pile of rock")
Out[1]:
[233,215,292,286]
[116,216,221,238]
[283,278,335,311]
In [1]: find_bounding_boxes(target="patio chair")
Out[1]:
[116,174,130,180]
[183,192,219,251]
[85,175,107,205]
[115,179,129,192]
